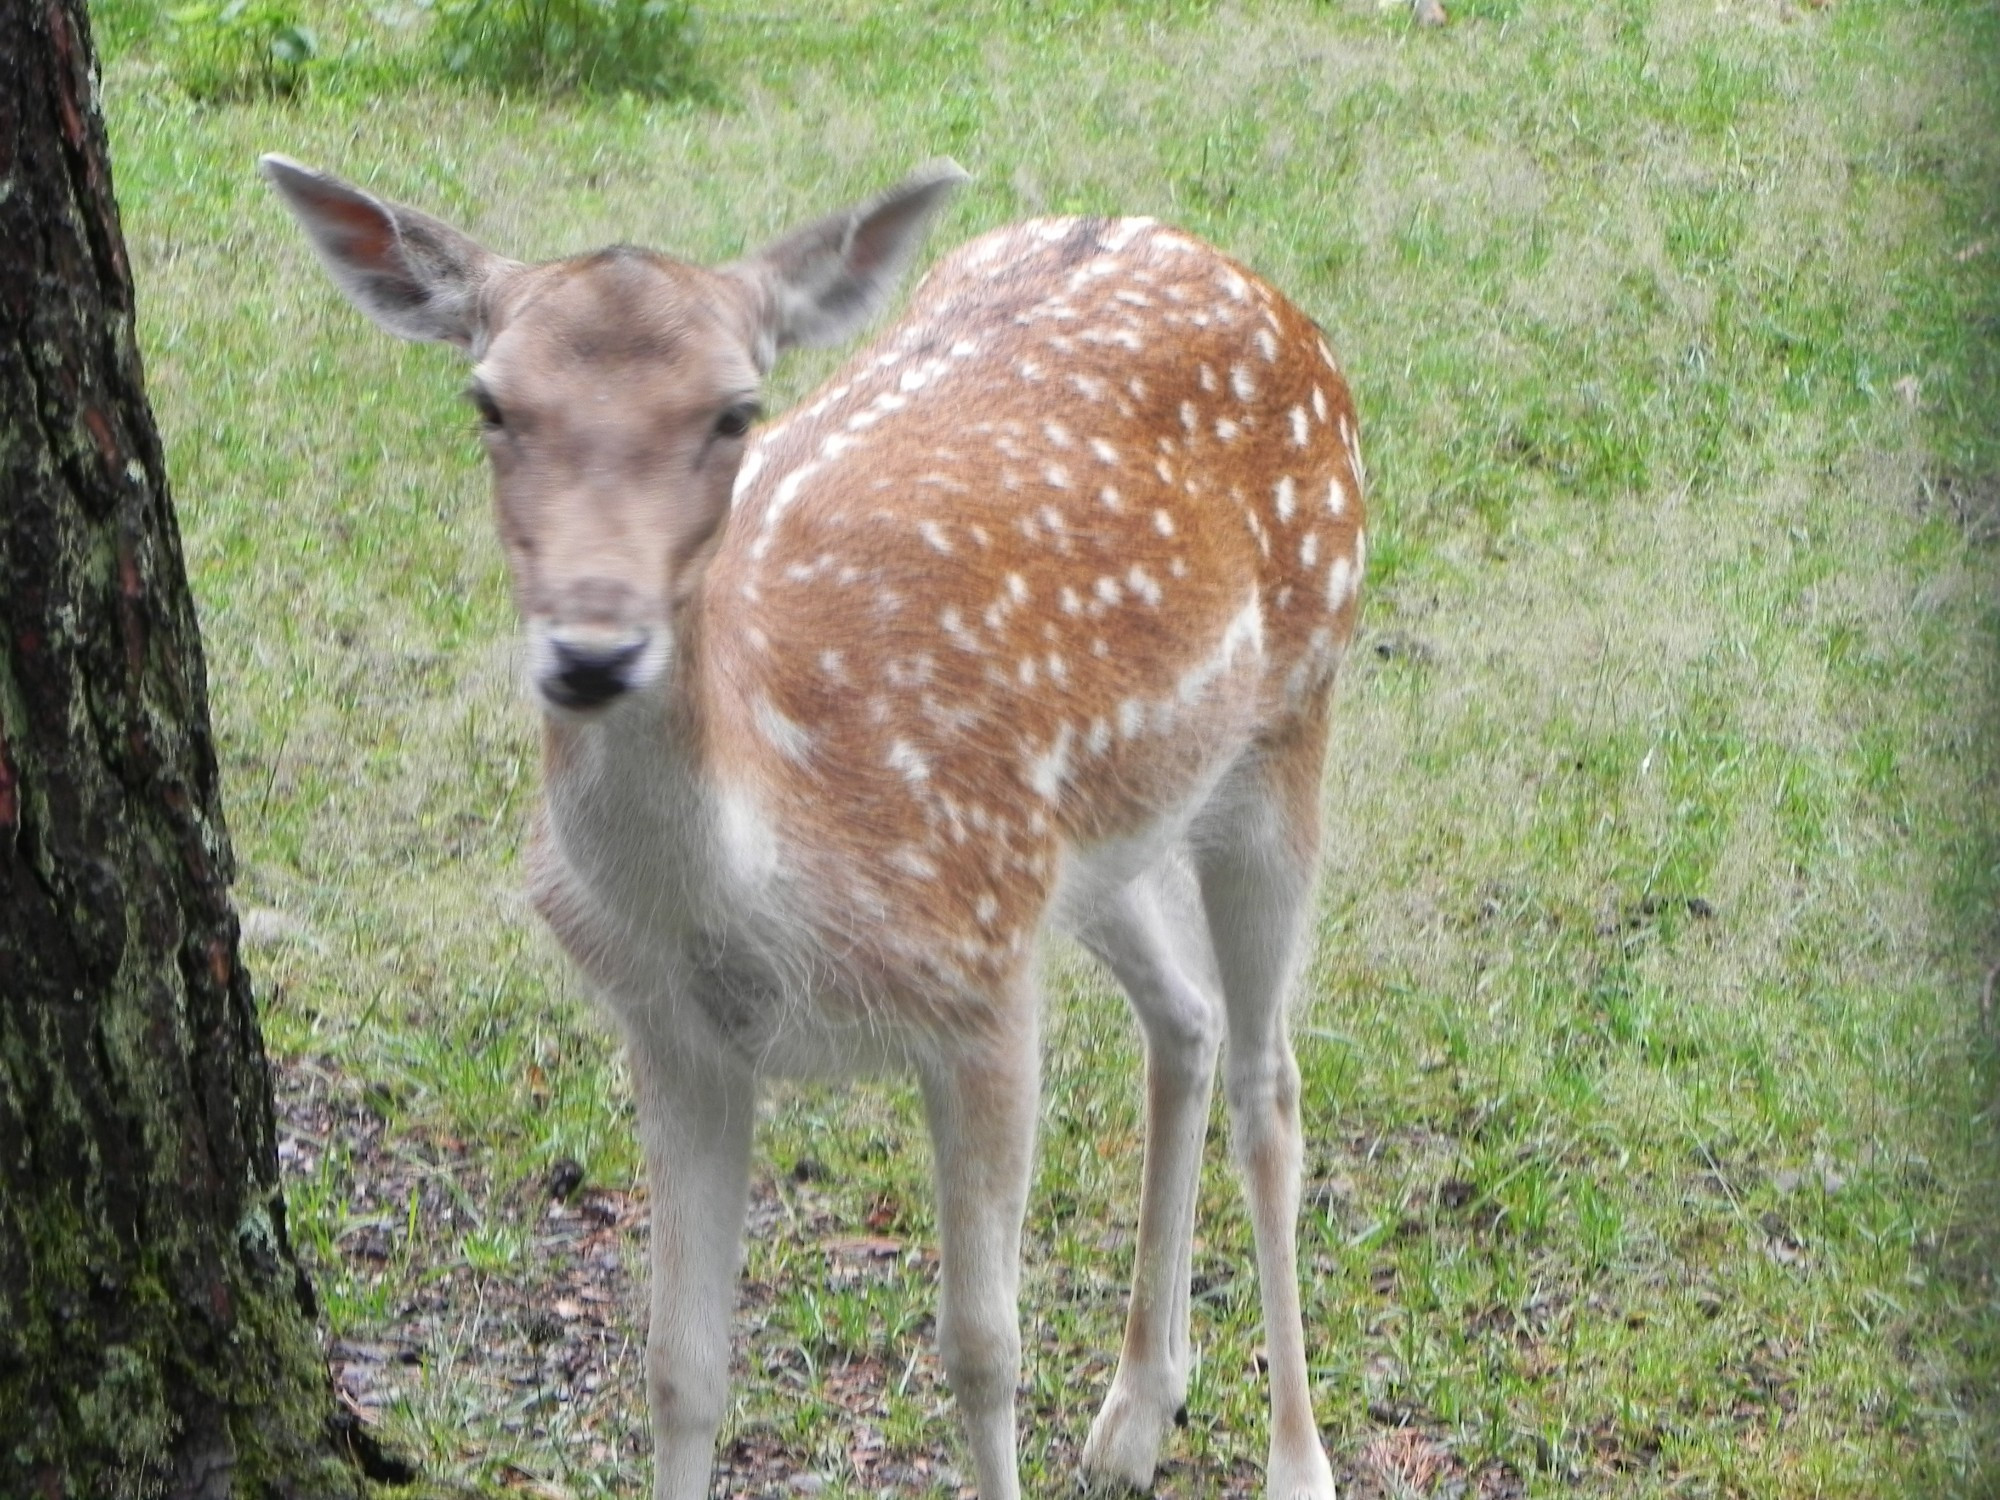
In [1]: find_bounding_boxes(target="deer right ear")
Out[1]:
[723,159,970,371]
[260,154,514,350]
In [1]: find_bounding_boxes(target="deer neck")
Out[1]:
[537,599,759,937]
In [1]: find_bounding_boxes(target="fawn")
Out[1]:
[264,155,1364,1500]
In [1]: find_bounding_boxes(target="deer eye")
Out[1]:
[713,401,761,441]
[467,385,505,432]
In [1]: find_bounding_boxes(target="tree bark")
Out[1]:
[0,2,365,1495]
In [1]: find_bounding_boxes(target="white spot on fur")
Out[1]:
[1095,575,1124,606]
[1044,463,1072,490]
[890,846,939,879]
[1327,475,1348,517]
[1275,475,1297,523]
[732,445,767,499]
[1089,437,1120,465]
[1007,572,1029,604]
[755,461,821,554]
[1118,699,1146,738]
[1060,586,1083,615]
[1126,565,1162,606]
[1300,532,1319,568]
[919,519,953,554]
[1100,485,1122,511]
[1289,406,1309,447]
[1098,219,1142,253]
[717,784,777,885]
[1198,363,1219,393]
[1255,327,1279,362]
[1177,591,1264,704]
[1326,554,1355,610]
[1027,723,1074,801]
[940,605,980,652]
[1214,419,1239,443]
[1312,386,1329,423]
[1180,401,1198,433]
[1044,421,1073,448]
[1230,364,1257,401]
[1154,509,1175,537]
[888,739,931,785]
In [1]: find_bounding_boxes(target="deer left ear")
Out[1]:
[260,154,517,351]
[722,159,969,371]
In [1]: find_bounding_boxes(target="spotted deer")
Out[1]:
[262,154,1365,1500]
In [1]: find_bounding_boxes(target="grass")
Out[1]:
[97,0,2000,1494]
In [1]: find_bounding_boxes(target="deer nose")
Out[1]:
[543,632,650,710]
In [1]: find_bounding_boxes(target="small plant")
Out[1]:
[163,0,315,100]
[461,1222,528,1274]
[432,0,699,97]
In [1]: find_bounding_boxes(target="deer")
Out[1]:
[261,153,1366,1500]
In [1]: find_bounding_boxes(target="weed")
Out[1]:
[431,0,701,97]
[162,0,315,100]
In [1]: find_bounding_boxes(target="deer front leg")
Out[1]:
[629,1034,757,1500]
[919,1006,1041,1500]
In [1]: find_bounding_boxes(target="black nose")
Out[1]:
[545,635,648,710]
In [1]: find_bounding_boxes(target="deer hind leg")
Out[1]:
[1195,722,1338,1500]
[918,987,1041,1500]
[626,1033,758,1500]
[1076,853,1224,1492]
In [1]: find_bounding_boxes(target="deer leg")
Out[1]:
[628,1035,757,1500]
[1078,856,1223,1492]
[919,1001,1040,1500]
[1197,752,1337,1500]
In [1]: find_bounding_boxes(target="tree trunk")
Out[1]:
[0,2,365,1495]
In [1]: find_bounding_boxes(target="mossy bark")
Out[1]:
[0,1,365,1495]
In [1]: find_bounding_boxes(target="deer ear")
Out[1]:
[260,154,513,350]
[723,159,969,370]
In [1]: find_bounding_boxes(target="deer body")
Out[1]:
[265,158,1362,1500]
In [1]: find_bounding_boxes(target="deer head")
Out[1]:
[261,154,967,711]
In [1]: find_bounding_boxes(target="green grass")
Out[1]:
[97,0,2000,1494]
